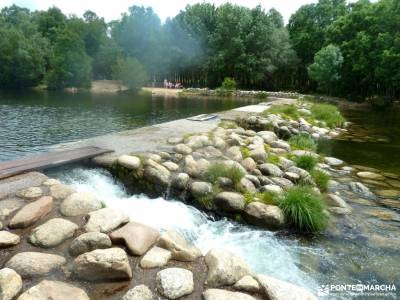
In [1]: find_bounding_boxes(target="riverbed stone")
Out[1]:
[0,268,22,300]
[326,194,349,208]
[140,246,171,268]
[0,231,20,247]
[29,218,78,248]
[157,230,202,262]
[60,192,102,217]
[43,178,61,186]
[109,221,160,255]
[122,285,153,300]
[203,289,256,300]
[244,202,285,229]
[260,184,283,194]
[240,177,257,193]
[49,184,74,200]
[9,196,53,229]
[17,280,90,300]
[0,198,25,220]
[84,208,129,233]
[72,248,132,281]
[270,140,290,151]
[259,163,283,177]
[190,181,212,199]
[162,161,179,172]
[118,155,141,169]
[5,252,66,278]
[258,131,278,144]
[156,268,194,299]
[16,187,42,200]
[167,137,183,145]
[375,189,400,198]
[69,232,112,256]
[291,150,318,158]
[357,171,385,181]
[171,173,190,190]
[241,157,257,172]
[349,182,375,199]
[324,157,344,167]
[0,172,47,200]
[271,177,294,189]
[378,198,400,209]
[256,274,317,300]
[205,248,250,287]
[284,172,300,182]
[234,275,260,293]
[144,160,171,186]
[174,144,192,155]
[227,146,243,161]
[214,192,245,213]
[250,148,267,162]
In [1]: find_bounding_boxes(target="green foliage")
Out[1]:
[259,191,279,206]
[279,186,328,232]
[310,103,345,128]
[268,154,280,165]
[240,147,251,159]
[221,77,237,90]
[311,169,330,192]
[257,91,268,99]
[112,57,148,91]
[264,105,299,119]
[308,44,343,94]
[218,121,237,129]
[204,162,245,186]
[293,155,318,171]
[288,133,317,151]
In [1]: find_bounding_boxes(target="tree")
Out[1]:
[112,57,148,91]
[308,44,343,94]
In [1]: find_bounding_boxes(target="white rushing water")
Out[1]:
[54,167,325,292]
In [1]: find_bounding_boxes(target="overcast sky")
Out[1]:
[0,0,326,23]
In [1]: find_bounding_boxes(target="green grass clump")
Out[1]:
[288,133,317,151]
[259,191,279,205]
[310,103,345,128]
[311,169,330,192]
[219,120,237,129]
[256,91,268,99]
[279,186,328,232]
[240,147,251,158]
[264,104,299,119]
[204,162,245,186]
[268,154,280,165]
[293,155,318,171]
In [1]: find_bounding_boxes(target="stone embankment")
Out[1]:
[0,170,317,299]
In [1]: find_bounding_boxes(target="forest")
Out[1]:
[0,0,399,100]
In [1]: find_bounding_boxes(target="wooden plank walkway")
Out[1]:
[0,146,113,179]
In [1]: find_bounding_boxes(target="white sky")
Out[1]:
[0,0,324,23]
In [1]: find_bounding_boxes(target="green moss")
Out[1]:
[293,155,318,171]
[219,120,237,129]
[310,103,345,128]
[264,144,270,153]
[288,133,317,151]
[204,162,245,186]
[240,147,251,158]
[259,191,279,205]
[268,154,280,165]
[244,192,256,205]
[311,169,330,192]
[279,186,328,232]
[263,104,299,120]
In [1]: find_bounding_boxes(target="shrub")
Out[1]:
[288,133,317,151]
[279,186,328,232]
[112,57,148,91]
[310,103,345,128]
[311,169,330,192]
[204,162,245,186]
[221,77,237,90]
[257,91,268,99]
[293,155,318,171]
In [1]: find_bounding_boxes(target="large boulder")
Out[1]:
[171,173,190,190]
[5,252,66,278]
[203,289,256,300]
[226,146,243,161]
[241,157,257,172]
[190,182,212,199]
[258,131,278,144]
[157,230,201,262]
[69,232,112,256]
[122,285,153,300]
[117,155,141,170]
[250,148,267,163]
[9,196,53,229]
[29,218,78,248]
[84,208,129,233]
[72,248,132,281]
[174,144,192,155]
[244,202,285,230]
[256,274,317,300]
[0,231,20,248]
[234,275,261,293]
[186,135,210,149]
[357,171,385,181]
[214,192,245,213]
[49,184,74,200]
[0,172,47,199]
[140,246,172,269]
[259,163,283,177]
[143,160,171,187]
[60,192,102,217]
[16,187,42,199]
[17,280,90,300]
[156,268,194,299]
[109,221,160,255]
[349,182,375,199]
[0,198,25,220]
[324,157,344,167]
[0,268,22,300]
[205,248,250,287]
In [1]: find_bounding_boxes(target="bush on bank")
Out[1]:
[288,133,317,151]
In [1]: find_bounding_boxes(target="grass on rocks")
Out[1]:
[219,120,237,129]
[267,154,280,165]
[264,104,299,119]
[293,155,318,171]
[244,191,279,206]
[204,162,245,186]
[240,146,251,158]
[310,103,345,128]
[279,186,328,233]
[311,169,330,192]
[288,133,317,151]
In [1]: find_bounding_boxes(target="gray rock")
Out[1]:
[60,192,102,217]
[17,280,90,300]
[144,160,171,187]
[291,150,318,158]
[271,177,294,189]
[162,161,179,172]
[49,184,74,200]
[42,178,61,186]
[157,230,201,262]
[122,285,153,300]
[279,157,295,170]
[259,163,283,177]
[0,172,47,200]
[184,155,200,177]
[0,198,25,220]
[226,146,243,161]
[349,182,375,199]
[69,232,112,256]
[324,157,344,167]
[258,131,278,144]
[284,172,300,182]
[186,135,210,149]
[245,175,261,188]
[203,289,256,300]
[167,137,183,144]
[72,248,132,281]
[0,268,22,300]
[217,177,233,188]
[29,218,78,248]
[234,275,260,293]
[9,196,53,229]
[244,202,285,230]
[241,157,257,172]
[118,155,141,169]
[174,144,192,155]
[84,208,129,233]
[5,252,66,278]
[156,268,194,299]
[222,160,247,175]
[326,194,349,208]
[270,140,290,151]
[196,146,223,159]
[260,184,283,194]
[239,178,257,193]
[171,173,190,190]
[190,181,212,199]
[250,148,267,162]
[205,248,250,287]
[0,231,20,247]
[140,246,171,269]
[214,192,245,213]
[256,274,317,300]
[16,187,42,199]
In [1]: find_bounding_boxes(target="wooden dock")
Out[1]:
[0,146,113,179]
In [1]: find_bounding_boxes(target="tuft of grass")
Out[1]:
[288,133,317,151]
[256,91,268,99]
[240,147,251,158]
[279,186,328,232]
[259,191,279,205]
[263,104,299,119]
[310,103,345,129]
[311,169,330,192]
[244,192,255,205]
[264,144,270,153]
[293,155,318,171]
[198,184,221,210]
[219,120,237,129]
[268,154,280,165]
[204,162,245,186]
